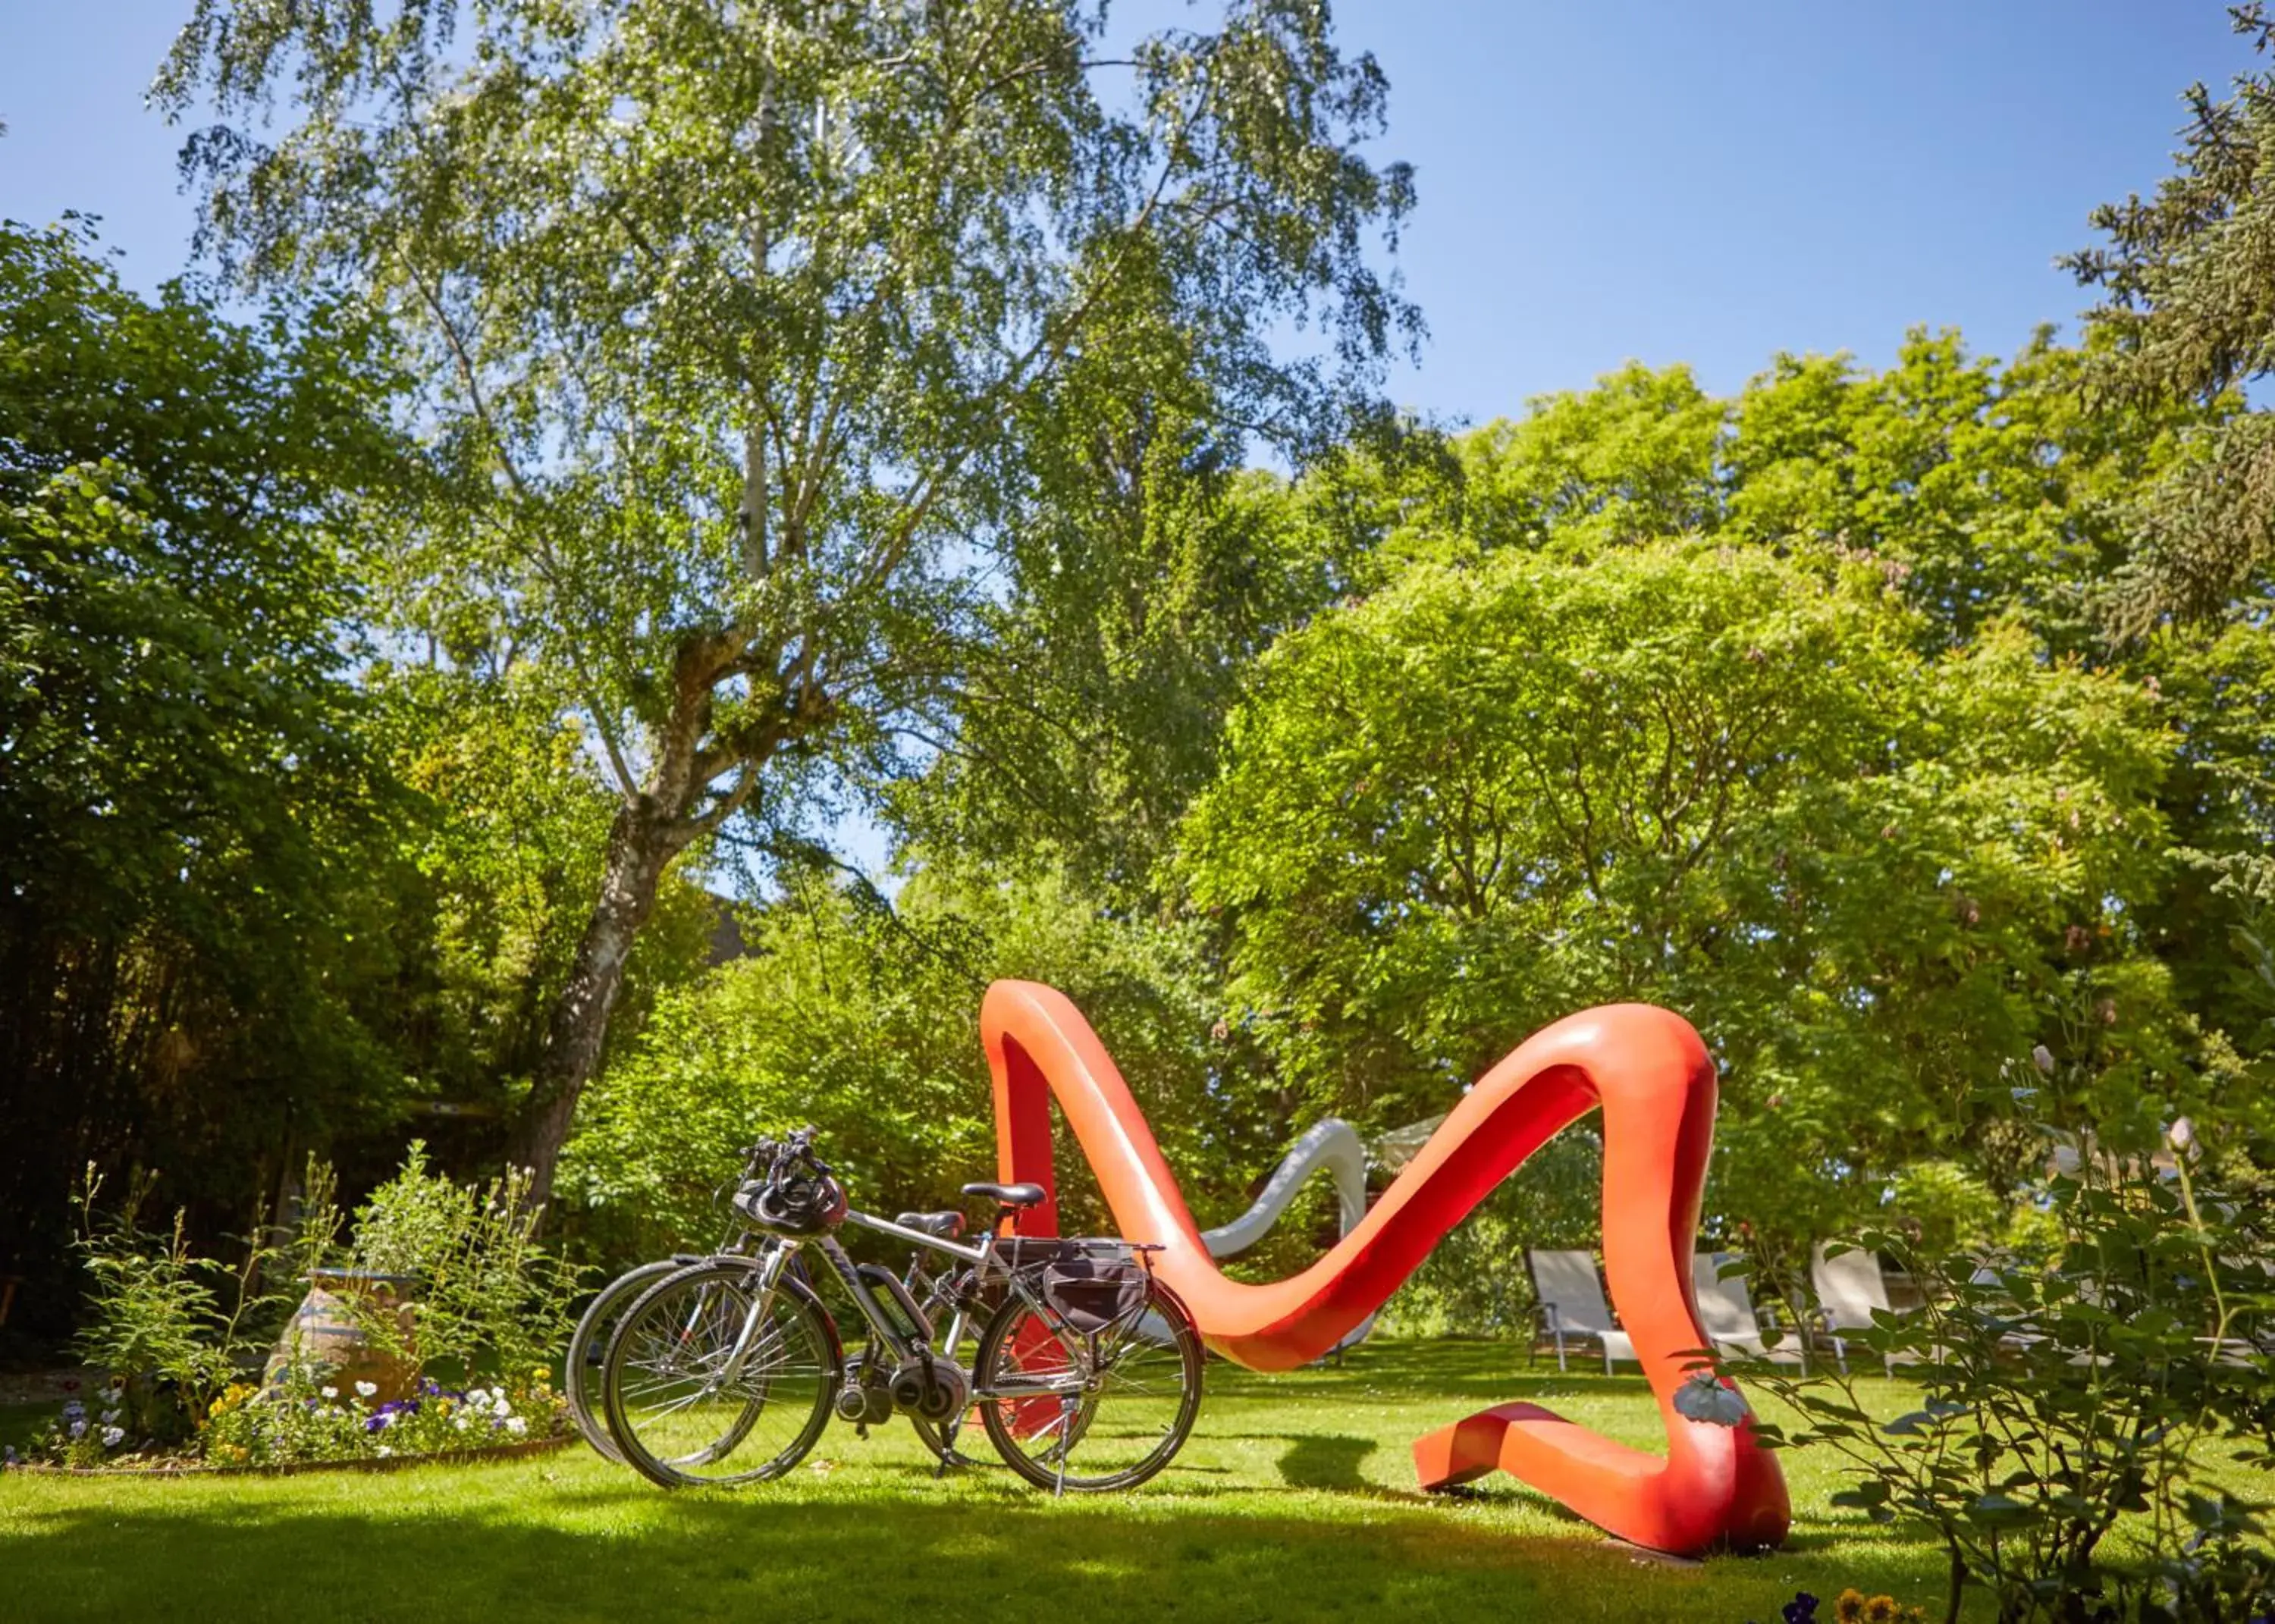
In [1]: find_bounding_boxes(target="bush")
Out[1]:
[1743,1144,2275,1624]
[344,1144,584,1386]
[11,1149,579,1471]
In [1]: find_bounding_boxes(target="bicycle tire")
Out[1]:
[974,1274,1203,1492]
[566,1259,686,1462]
[601,1259,839,1489]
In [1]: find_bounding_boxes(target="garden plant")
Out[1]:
[8,1149,580,1473]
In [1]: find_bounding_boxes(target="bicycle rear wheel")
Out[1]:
[974,1277,1202,1492]
[601,1260,838,1488]
[566,1259,684,1462]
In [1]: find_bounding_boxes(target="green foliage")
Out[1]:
[346,1146,585,1385]
[66,1172,271,1447]
[1746,1134,2275,1624]
[1183,541,2200,1269]
[32,1146,579,1468]
[158,0,1423,1192]
[899,449,1354,908]
[1884,1162,2003,1260]
[0,217,417,1329]
[563,863,1279,1262]
[2066,3,2275,625]
[1373,1131,1602,1339]
[1341,335,2211,657]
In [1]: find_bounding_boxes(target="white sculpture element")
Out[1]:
[1200,1117,1376,1352]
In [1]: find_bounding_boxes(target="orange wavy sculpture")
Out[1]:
[981,979,1791,1557]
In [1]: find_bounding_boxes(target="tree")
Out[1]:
[1181,542,2197,1256]
[2064,2,2275,627]
[0,218,406,1328]
[159,0,1418,1199]
[890,440,1357,910]
[1360,335,2209,657]
[560,862,1260,1259]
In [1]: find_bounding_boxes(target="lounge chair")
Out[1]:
[1691,1252,1807,1368]
[1525,1249,1635,1375]
[1811,1242,1911,1376]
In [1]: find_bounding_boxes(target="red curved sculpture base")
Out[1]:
[980,980,1790,1557]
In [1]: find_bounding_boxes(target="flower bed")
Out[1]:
[15,1146,585,1476]
[7,1373,571,1475]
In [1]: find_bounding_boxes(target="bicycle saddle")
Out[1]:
[962,1181,1047,1209]
[893,1210,968,1240]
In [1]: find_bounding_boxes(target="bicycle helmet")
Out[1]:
[735,1170,848,1236]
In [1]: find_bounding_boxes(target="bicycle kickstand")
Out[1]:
[1054,1394,1079,1498]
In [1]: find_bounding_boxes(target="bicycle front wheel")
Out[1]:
[974,1278,1203,1493]
[601,1260,838,1488]
[566,1259,686,1462]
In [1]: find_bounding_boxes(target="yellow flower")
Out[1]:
[1834,1592,1868,1624]
[1862,1598,1900,1624]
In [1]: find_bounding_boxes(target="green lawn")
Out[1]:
[0,1341,1978,1622]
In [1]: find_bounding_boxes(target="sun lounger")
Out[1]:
[1525,1249,1636,1375]
[1692,1252,1807,1368]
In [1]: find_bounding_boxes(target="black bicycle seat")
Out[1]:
[962,1181,1048,1209]
[893,1210,968,1240]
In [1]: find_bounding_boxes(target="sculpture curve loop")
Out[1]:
[1199,1116,1375,1353]
[980,978,1791,1557]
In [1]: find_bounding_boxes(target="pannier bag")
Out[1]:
[1042,1256,1146,1334]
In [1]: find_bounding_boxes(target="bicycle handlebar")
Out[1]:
[739,1127,833,1190]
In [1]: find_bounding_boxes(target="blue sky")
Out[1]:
[2,2,2257,421]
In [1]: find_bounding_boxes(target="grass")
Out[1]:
[0,1340,1985,1622]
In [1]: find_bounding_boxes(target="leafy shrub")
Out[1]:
[1744,1146,2275,1624]
[12,1149,580,1470]
[65,1168,274,1447]
[340,1144,585,1388]
[320,1144,572,1384]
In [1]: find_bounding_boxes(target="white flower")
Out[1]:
[504,1416,527,1437]
[68,1420,87,1440]
[321,1386,338,1400]
[452,1416,470,1431]
[354,1381,378,1400]
[99,1409,121,1427]
[102,1427,124,1448]
[491,1396,512,1418]
[375,1445,394,1459]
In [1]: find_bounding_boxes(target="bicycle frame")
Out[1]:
[708,1206,1154,1412]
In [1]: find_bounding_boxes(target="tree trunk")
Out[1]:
[508,796,681,1206]
[507,627,818,1207]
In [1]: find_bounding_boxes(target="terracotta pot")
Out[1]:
[266,1269,420,1403]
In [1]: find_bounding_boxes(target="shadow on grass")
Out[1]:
[0,1452,1963,1624]
[1277,1433,1375,1491]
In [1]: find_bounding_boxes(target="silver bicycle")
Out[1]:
[598,1129,1205,1494]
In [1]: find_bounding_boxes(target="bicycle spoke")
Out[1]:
[602,1262,835,1488]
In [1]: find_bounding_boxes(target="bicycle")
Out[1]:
[598,1128,1205,1494]
[562,1137,996,1465]
[564,1143,981,1469]
[562,1198,758,1463]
